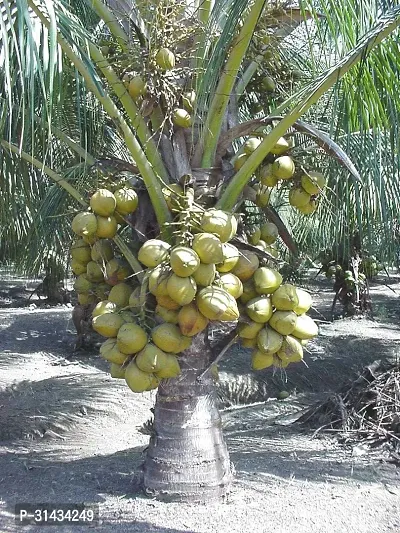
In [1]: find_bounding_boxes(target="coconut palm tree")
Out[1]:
[1,0,399,502]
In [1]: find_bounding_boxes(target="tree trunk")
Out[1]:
[142,331,232,502]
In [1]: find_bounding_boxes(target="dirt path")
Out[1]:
[0,273,399,532]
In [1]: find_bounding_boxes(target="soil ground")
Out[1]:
[0,268,399,533]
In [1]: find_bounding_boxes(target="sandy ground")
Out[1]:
[0,270,399,532]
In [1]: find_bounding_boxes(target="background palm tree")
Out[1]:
[1,0,399,501]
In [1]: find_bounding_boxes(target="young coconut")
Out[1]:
[289,187,311,208]
[155,304,180,324]
[292,314,318,340]
[155,47,175,70]
[297,199,318,215]
[91,239,114,263]
[173,108,192,128]
[116,322,148,354]
[216,243,240,273]
[234,153,248,172]
[148,265,170,297]
[196,286,239,321]
[110,363,126,379]
[271,283,299,311]
[260,164,279,187]
[86,261,104,283]
[128,76,147,100]
[260,222,279,244]
[114,187,138,215]
[151,323,192,354]
[257,326,283,355]
[99,338,127,365]
[96,216,118,239]
[200,209,237,243]
[301,171,326,195]
[277,335,303,363]
[252,350,274,370]
[93,300,118,318]
[271,137,290,155]
[108,282,133,308]
[268,310,298,336]
[105,258,132,285]
[192,233,224,264]
[135,343,169,373]
[240,278,258,303]
[155,353,181,379]
[272,156,295,180]
[170,246,200,277]
[125,361,155,393]
[294,289,313,315]
[92,312,125,338]
[231,250,259,281]
[246,296,273,323]
[71,239,92,264]
[166,274,197,306]
[243,137,262,154]
[219,273,243,299]
[138,239,171,268]
[71,259,87,276]
[72,211,97,237]
[253,267,282,295]
[192,262,216,286]
[90,189,116,217]
[237,318,264,339]
[178,303,209,337]
[74,274,93,293]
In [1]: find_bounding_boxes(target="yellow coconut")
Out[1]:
[117,322,148,354]
[268,310,297,336]
[271,137,290,155]
[192,262,216,286]
[156,294,182,310]
[178,303,209,336]
[257,326,283,355]
[148,266,170,297]
[219,273,243,299]
[240,278,258,304]
[241,337,258,349]
[231,250,259,281]
[108,282,132,308]
[247,226,261,245]
[105,258,132,285]
[155,353,181,379]
[246,296,273,323]
[138,239,171,268]
[271,283,299,311]
[294,289,313,315]
[114,187,139,215]
[243,137,262,154]
[167,274,197,306]
[92,300,118,318]
[71,259,87,276]
[260,222,279,244]
[173,108,192,128]
[151,323,192,353]
[277,335,303,363]
[170,246,200,277]
[90,189,116,217]
[260,164,279,187]
[71,239,92,263]
[74,274,93,293]
[162,183,184,211]
[92,312,124,337]
[91,239,114,263]
[254,183,272,207]
[86,261,104,283]
[135,343,169,373]
[292,314,318,340]
[253,267,282,295]
[192,233,224,264]
[196,286,239,321]
[200,209,237,243]
[234,153,248,172]
[99,338,127,365]
[155,305,180,324]
[72,211,97,237]
[128,75,147,100]
[216,243,240,273]
[155,47,175,70]
[110,363,126,379]
[77,292,97,305]
[301,171,326,195]
[252,350,274,370]
[128,287,141,310]
[297,199,318,215]
[125,361,154,392]
[289,187,311,208]
[272,156,295,180]
[237,318,264,339]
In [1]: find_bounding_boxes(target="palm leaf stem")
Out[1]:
[90,0,129,53]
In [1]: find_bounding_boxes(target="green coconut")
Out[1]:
[92,312,124,338]
[196,286,239,321]
[86,261,104,283]
[138,239,170,268]
[72,212,97,237]
[192,233,224,264]
[151,323,192,354]
[114,187,139,215]
[128,76,147,100]
[272,156,295,180]
[125,361,155,392]
[200,209,237,243]
[253,267,282,295]
[257,326,283,355]
[155,47,175,70]
[268,310,298,336]
[246,296,273,323]
[117,322,148,354]
[271,283,299,311]
[91,239,114,263]
[90,189,116,217]
[166,274,197,306]
[108,282,133,308]
[192,262,216,286]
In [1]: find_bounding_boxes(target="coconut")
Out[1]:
[92,300,118,318]
[219,273,243,299]
[259,164,278,187]
[162,183,184,211]
[200,209,237,243]
[170,246,200,277]
[253,267,282,295]
[257,326,283,354]
[178,303,209,337]
[240,278,258,304]
[237,318,264,339]
[135,343,169,373]
[289,187,311,208]
[272,156,295,180]
[91,239,114,263]
[192,233,224,264]
[125,361,154,393]
[148,265,170,296]
[99,338,127,365]
[120,310,136,323]
[192,262,216,286]
[155,47,175,70]
[128,76,147,100]
[71,259,87,276]
[241,337,258,349]
[105,258,132,285]
[254,183,272,207]
[294,288,312,315]
[255,240,268,252]
[173,108,192,128]
[96,216,118,239]
[297,199,318,215]
[155,304,180,324]
[74,274,93,293]
[128,287,141,310]
[231,250,259,281]
[108,282,132,307]
[72,212,97,237]
[138,239,170,268]
[155,353,181,379]
[71,239,92,264]
[277,335,303,363]
[246,296,273,323]
[166,274,197,306]
[271,283,299,311]
[216,243,240,273]
[262,75,276,92]
[77,292,97,305]
[156,294,181,310]
[110,363,125,379]
[90,189,116,217]
[86,261,104,283]
[82,234,98,245]
[151,323,192,354]
[301,171,326,195]
[117,322,148,354]
[268,310,297,335]
[182,90,196,111]
[92,312,124,337]
[196,286,239,321]
[114,187,139,215]
[273,355,289,368]
[260,222,279,244]
[243,137,262,154]
[252,350,274,370]
[292,314,318,340]
[271,137,290,155]
[234,153,248,172]
[247,226,261,246]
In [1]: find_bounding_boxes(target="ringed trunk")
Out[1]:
[142,331,232,502]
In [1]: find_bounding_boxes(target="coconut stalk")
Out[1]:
[142,331,232,502]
